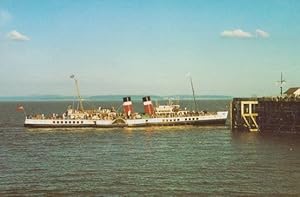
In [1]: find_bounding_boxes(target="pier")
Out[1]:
[231,97,300,133]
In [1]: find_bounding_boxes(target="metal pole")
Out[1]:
[280,72,282,96]
[189,76,197,111]
[74,79,84,111]
[70,75,84,112]
[279,72,286,96]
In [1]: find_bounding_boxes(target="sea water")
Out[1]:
[0,101,299,195]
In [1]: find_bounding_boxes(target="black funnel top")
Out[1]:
[142,96,151,102]
[123,97,131,102]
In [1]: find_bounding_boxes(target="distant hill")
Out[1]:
[0,94,232,101]
[89,95,164,101]
[0,95,74,101]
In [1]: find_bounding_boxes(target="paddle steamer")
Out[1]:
[23,76,228,128]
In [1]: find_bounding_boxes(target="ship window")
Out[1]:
[69,121,71,123]
[170,119,172,122]
[166,119,168,122]
[81,121,83,124]
[65,121,67,123]
[61,121,63,124]
[196,118,199,120]
[73,121,75,124]
[57,121,60,124]
[77,121,79,124]
[177,119,180,121]
[192,118,195,120]
[162,119,165,122]
[53,121,55,124]
[174,119,176,121]
[189,118,191,121]
[185,118,187,121]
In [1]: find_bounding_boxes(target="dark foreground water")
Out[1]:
[0,101,300,196]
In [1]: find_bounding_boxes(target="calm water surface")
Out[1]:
[0,101,299,196]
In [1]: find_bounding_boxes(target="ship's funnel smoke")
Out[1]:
[123,97,133,117]
[143,96,155,115]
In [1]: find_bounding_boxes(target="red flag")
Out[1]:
[17,105,24,112]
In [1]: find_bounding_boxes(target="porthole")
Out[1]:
[81,121,83,124]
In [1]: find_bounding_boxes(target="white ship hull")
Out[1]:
[25,112,228,128]
[24,119,95,128]
[124,111,228,127]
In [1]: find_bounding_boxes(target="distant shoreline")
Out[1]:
[0,95,232,102]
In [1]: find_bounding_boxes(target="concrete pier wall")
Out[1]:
[231,97,300,133]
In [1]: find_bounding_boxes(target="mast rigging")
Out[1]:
[70,74,84,111]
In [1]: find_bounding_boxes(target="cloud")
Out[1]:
[256,29,270,38]
[0,9,12,26]
[221,29,253,38]
[7,30,30,41]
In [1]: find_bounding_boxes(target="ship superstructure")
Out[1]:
[115,96,228,128]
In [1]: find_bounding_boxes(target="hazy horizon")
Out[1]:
[1,0,299,97]
[0,94,232,102]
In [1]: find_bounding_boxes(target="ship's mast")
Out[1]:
[70,74,84,111]
[277,72,286,96]
[188,74,197,111]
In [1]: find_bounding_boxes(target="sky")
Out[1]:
[0,0,299,97]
